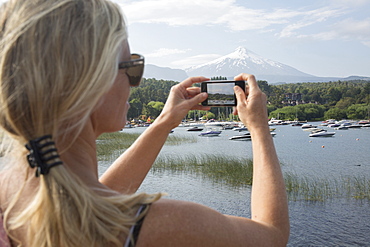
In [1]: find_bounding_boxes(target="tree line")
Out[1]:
[127,78,370,122]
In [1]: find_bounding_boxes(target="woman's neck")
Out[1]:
[58,120,104,190]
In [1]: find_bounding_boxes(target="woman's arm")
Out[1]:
[99,77,210,194]
[138,73,289,246]
[233,73,290,244]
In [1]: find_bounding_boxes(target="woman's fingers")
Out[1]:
[234,73,258,93]
[180,76,209,88]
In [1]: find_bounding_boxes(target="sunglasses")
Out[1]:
[118,53,145,87]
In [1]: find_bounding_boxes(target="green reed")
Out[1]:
[153,154,253,188]
[97,131,197,160]
[285,172,370,201]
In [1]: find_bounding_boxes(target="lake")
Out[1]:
[98,123,370,246]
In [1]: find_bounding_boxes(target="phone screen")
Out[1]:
[201,81,245,106]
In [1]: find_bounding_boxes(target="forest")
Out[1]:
[127,78,370,122]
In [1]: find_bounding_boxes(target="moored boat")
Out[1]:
[309,129,335,137]
[187,126,203,131]
[199,130,222,137]
[229,133,251,141]
[229,131,276,140]
[302,124,317,129]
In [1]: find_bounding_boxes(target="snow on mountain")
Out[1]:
[185,47,313,81]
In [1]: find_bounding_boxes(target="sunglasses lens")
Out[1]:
[127,64,144,87]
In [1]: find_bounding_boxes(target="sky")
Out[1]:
[1,0,369,78]
[113,0,370,78]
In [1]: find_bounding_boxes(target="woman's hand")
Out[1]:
[156,76,211,129]
[233,73,269,132]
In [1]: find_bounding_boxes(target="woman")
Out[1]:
[0,0,289,246]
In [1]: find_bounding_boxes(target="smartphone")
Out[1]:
[201,80,245,106]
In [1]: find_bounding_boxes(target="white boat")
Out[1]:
[309,129,335,137]
[334,125,348,130]
[204,120,223,128]
[347,124,363,128]
[268,118,283,126]
[229,132,276,141]
[229,133,251,141]
[233,127,248,132]
[199,130,222,137]
[187,126,203,131]
[302,124,317,129]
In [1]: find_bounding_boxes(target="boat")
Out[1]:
[204,120,223,128]
[187,126,203,131]
[328,123,340,128]
[292,121,303,126]
[233,127,248,132]
[198,130,222,137]
[229,132,276,140]
[229,133,251,141]
[347,124,363,128]
[334,125,348,130]
[301,124,317,129]
[358,120,370,125]
[309,129,335,137]
[222,124,234,130]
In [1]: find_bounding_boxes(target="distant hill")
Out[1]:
[144,47,370,83]
[143,64,188,82]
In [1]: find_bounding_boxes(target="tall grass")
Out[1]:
[97,132,197,160]
[285,172,370,201]
[153,154,253,188]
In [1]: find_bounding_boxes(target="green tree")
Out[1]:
[202,112,215,120]
[347,104,368,119]
[127,98,142,119]
[324,107,347,120]
[142,101,164,118]
[335,97,355,109]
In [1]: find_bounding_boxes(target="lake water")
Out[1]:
[99,123,370,246]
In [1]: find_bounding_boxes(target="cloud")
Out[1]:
[117,0,370,48]
[278,7,346,38]
[119,0,305,31]
[145,48,189,58]
[296,18,370,45]
[332,18,370,40]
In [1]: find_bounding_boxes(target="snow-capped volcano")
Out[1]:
[143,47,370,83]
[185,47,313,81]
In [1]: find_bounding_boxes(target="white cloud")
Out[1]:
[119,0,307,32]
[296,18,370,45]
[362,41,370,48]
[145,48,189,58]
[278,7,345,38]
[332,18,370,40]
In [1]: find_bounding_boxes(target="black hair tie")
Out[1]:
[25,135,63,177]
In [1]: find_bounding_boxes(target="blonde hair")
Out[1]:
[0,0,159,246]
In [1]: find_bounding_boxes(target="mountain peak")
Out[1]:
[185,46,313,80]
[231,46,249,57]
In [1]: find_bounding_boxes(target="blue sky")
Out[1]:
[114,0,370,77]
[1,0,369,77]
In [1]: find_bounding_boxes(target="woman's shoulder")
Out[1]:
[135,198,257,247]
